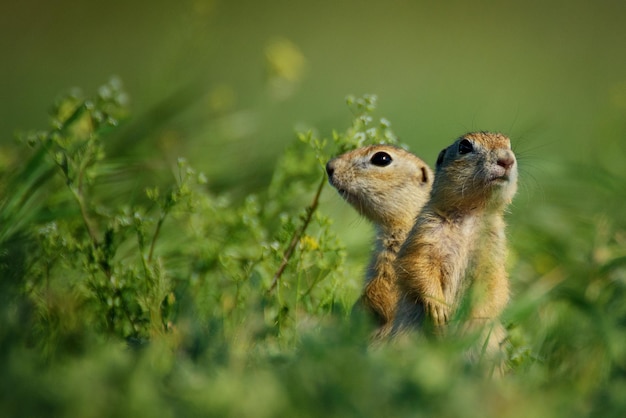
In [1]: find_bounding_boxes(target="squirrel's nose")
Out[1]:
[497,152,515,170]
[325,161,335,178]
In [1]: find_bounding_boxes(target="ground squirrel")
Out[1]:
[326,145,433,338]
[393,132,517,353]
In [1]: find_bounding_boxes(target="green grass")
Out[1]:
[1,77,626,417]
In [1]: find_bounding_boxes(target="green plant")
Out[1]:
[1,82,626,418]
[2,84,402,356]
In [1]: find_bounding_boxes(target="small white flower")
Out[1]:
[380,118,391,128]
[366,128,377,138]
[353,132,366,145]
[384,130,397,142]
[98,85,112,100]
[359,115,373,125]
[364,94,378,106]
[38,222,58,236]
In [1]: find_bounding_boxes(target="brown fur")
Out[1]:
[326,145,433,338]
[393,132,517,356]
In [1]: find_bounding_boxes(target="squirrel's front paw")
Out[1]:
[424,299,449,326]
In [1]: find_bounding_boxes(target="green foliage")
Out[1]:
[1,82,626,417]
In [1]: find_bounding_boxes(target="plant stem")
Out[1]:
[268,174,326,294]
[148,214,166,263]
[71,186,99,249]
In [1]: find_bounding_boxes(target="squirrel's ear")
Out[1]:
[436,147,447,167]
[420,167,430,184]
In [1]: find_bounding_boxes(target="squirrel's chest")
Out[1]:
[441,218,480,301]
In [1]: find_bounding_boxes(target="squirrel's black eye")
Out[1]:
[436,148,446,167]
[458,139,474,155]
[370,151,392,167]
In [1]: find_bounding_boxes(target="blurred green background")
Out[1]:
[2,1,626,417]
[3,0,625,254]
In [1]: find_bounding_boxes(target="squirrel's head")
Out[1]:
[327,145,433,229]
[433,132,518,212]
